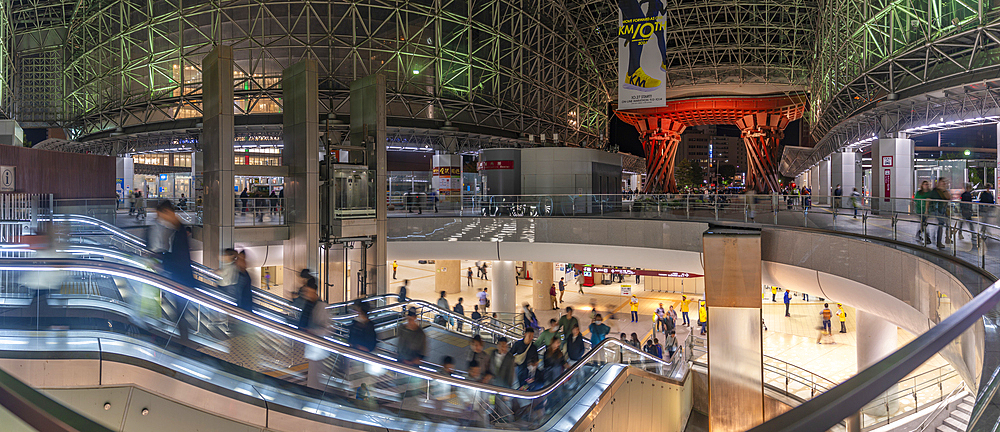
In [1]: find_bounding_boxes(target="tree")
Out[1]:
[718,164,737,179]
[675,159,706,190]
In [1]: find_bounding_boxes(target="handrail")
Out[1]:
[0,257,678,400]
[915,381,967,432]
[747,276,1000,431]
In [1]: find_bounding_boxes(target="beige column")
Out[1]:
[531,262,554,310]
[435,260,462,295]
[201,45,234,269]
[703,229,764,432]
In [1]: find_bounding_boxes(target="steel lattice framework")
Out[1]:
[658,0,816,90]
[9,0,627,151]
[809,0,1000,144]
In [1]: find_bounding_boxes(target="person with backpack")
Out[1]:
[454,297,466,331]
[435,291,450,327]
[820,303,833,335]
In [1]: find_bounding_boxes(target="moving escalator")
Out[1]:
[0,256,687,431]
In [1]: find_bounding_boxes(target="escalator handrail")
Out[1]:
[0,257,678,400]
[747,277,1000,432]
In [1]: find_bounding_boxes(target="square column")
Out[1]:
[831,151,858,208]
[350,75,388,294]
[703,229,763,432]
[201,45,235,269]
[282,58,320,296]
[818,158,831,205]
[871,138,914,213]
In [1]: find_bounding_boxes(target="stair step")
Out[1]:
[944,416,968,431]
[957,403,974,415]
[937,425,959,432]
[963,394,976,405]
[953,409,971,423]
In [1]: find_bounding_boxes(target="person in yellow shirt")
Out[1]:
[698,301,708,335]
[837,304,848,333]
[679,295,692,326]
[629,295,639,322]
[771,286,777,302]
[392,260,398,279]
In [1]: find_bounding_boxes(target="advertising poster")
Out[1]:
[618,0,667,109]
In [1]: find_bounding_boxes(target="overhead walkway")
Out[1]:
[0,256,687,431]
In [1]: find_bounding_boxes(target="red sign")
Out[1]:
[477,160,514,170]
[883,169,891,202]
[882,156,893,167]
[574,264,703,278]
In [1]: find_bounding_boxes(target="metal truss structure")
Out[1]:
[658,0,816,89]
[808,0,1000,153]
[782,76,1000,176]
[7,0,625,153]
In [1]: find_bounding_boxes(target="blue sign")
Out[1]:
[159,174,168,181]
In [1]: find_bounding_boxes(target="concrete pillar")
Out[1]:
[435,260,462,295]
[281,58,321,297]
[848,310,899,431]
[201,45,235,269]
[818,158,831,205]
[531,262,554,310]
[871,137,914,213]
[809,166,820,193]
[703,229,763,431]
[491,260,517,313]
[832,151,858,208]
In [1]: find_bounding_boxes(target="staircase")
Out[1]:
[935,393,974,432]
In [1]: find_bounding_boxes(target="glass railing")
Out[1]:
[860,365,963,430]
[0,256,682,430]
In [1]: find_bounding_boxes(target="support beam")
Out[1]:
[435,260,461,295]
[201,45,234,269]
[703,229,764,432]
[281,58,320,297]
[871,137,914,213]
[736,113,789,193]
[491,260,517,313]
[531,262,554,310]
[350,74,388,295]
[639,118,686,193]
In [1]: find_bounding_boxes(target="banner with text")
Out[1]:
[618,0,666,109]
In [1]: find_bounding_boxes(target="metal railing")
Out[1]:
[860,365,962,430]
[0,256,685,430]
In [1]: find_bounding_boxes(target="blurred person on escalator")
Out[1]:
[235,250,253,313]
[298,283,331,390]
[588,314,610,345]
[564,325,585,364]
[348,299,377,352]
[397,308,427,366]
[217,249,239,296]
[150,201,195,287]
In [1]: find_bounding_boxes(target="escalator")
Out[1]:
[0,256,688,431]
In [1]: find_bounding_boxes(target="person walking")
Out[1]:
[959,183,974,240]
[629,295,639,322]
[981,184,996,236]
[820,303,833,335]
[915,180,933,245]
[783,289,791,317]
[679,295,692,326]
[589,314,611,345]
[548,283,559,309]
[486,337,515,388]
[480,262,488,280]
[851,188,861,218]
[667,305,678,329]
[477,288,489,314]
[558,277,566,303]
[454,297,465,332]
[833,184,843,211]
[931,178,951,249]
[436,291,450,326]
[392,260,398,279]
[771,285,777,302]
[698,301,708,335]
[556,307,579,340]
[654,303,666,332]
[837,304,848,333]
[467,267,474,286]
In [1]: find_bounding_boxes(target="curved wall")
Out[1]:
[388,217,988,391]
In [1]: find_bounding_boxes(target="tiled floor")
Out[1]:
[392,259,959,411]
